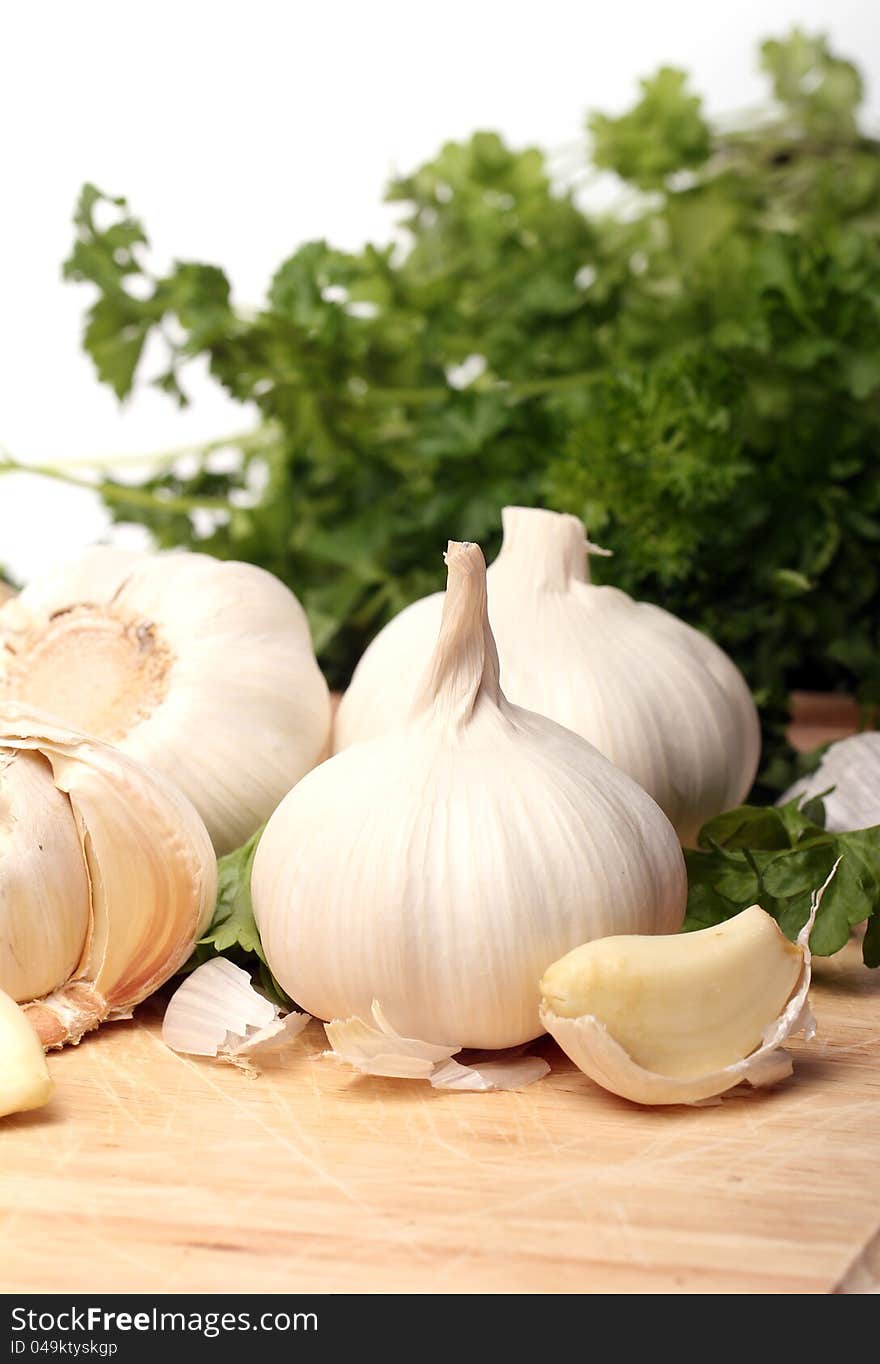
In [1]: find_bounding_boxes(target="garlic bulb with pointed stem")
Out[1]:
[0,547,330,854]
[335,507,760,844]
[0,707,216,1047]
[253,541,686,1050]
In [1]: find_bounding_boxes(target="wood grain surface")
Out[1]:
[1,939,878,1295]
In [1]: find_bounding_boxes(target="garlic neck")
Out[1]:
[410,541,501,728]
[493,506,589,591]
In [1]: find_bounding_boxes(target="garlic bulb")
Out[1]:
[253,541,686,1050]
[0,547,330,854]
[780,732,880,832]
[0,707,216,1047]
[335,507,760,844]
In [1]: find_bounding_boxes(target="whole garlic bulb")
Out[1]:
[335,507,760,845]
[253,541,686,1050]
[0,547,330,854]
[0,707,217,1047]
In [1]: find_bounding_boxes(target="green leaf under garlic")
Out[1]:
[684,796,880,966]
[185,827,292,1008]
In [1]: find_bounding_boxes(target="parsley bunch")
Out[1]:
[18,29,880,790]
[685,796,880,966]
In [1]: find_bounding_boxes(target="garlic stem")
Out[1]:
[493,506,588,589]
[410,541,501,727]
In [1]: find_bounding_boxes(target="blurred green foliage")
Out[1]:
[60,30,880,791]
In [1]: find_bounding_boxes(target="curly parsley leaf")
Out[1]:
[684,797,880,964]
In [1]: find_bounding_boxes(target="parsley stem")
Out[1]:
[0,457,231,515]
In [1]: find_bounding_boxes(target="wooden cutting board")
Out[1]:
[1,938,878,1295]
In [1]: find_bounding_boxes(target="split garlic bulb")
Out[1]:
[0,707,216,1047]
[0,547,330,854]
[335,507,760,844]
[253,541,686,1050]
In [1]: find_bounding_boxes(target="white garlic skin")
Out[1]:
[0,547,331,855]
[335,508,760,846]
[254,543,687,1050]
[780,732,880,832]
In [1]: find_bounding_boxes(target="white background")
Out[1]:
[1,0,876,581]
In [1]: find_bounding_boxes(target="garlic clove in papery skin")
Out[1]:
[0,547,331,855]
[334,507,760,845]
[0,706,217,1048]
[0,987,53,1117]
[253,541,687,1051]
[539,866,835,1107]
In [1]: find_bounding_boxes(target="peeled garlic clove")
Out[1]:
[325,1002,548,1090]
[0,706,217,1048]
[255,542,686,1051]
[162,957,309,1066]
[780,732,880,832]
[539,871,836,1106]
[0,547,330,854]
[335,506,759,845]
[0,986,53,1117]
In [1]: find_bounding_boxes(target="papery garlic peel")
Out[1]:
[781,732,880,833]
[0,707,217,1048]
[0,547,330,854]
[335,506,760,845]
[539,902,818,1106]
[0,986,52,1117]
[253,540,687,1050]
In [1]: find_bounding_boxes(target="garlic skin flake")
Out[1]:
[0,547,331,854]
[162,956,309,1064]
[539,873,835,1107]
[254,541,686,1051]
[325,1002,550,1090]
[335,506,759,845]
[0,986,53,1118]
[0,707,217,1048]
[781,732,880,832]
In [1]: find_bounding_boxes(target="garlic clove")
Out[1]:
[162,957,309,1066]
[539,867,836,1106]
[1,706,217,1048]
[0,749,91,1002]
[0,986,53,1117]
[0,547,331,854]
[325,1001,549,1090]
